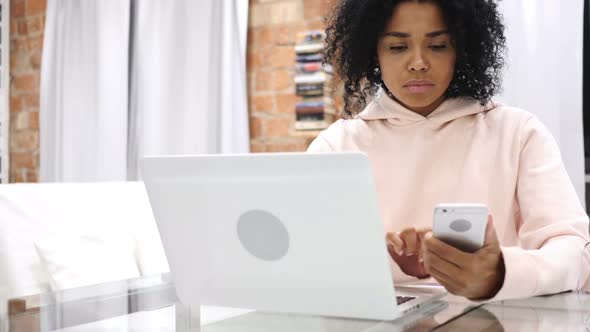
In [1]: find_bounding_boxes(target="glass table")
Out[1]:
[2,274,589,331]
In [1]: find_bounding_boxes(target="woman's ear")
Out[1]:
[374,56,382,76]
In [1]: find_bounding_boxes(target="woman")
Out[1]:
[308,0,590,300]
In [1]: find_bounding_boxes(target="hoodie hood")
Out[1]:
[357,88,497,127]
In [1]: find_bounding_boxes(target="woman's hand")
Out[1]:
[386,227,431,279]
[422,215,506,300]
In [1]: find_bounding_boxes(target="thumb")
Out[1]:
[484,214,499,246]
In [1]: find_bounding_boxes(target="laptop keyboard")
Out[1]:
[396,296,416,305]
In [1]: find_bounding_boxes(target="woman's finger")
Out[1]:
[388,232,405,255]
[428,265,463,296]
[400,228,419,255]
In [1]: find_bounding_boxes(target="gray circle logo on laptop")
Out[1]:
[237,210,290,261]
[450,219,472,232]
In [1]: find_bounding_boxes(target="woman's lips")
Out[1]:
[403,80,435,94]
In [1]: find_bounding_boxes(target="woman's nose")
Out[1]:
[408,52,429,72]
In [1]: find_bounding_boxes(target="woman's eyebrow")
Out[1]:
[383,31,411,38]
[383,30,449,38]
[425,30,449,37]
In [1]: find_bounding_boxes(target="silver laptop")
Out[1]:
[140,152,446,321]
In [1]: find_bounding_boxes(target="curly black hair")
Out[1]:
[324,0,506,116]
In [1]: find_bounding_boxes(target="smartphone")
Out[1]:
[432,203,488,253]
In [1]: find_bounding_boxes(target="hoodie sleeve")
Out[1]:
[490,116,590,301]
[306,120,347,152]
[306,134,334,153]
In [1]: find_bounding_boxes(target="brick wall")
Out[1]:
[247,0,337,153]
[9,0,45,182]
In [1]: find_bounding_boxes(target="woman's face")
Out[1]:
[377,1,456,116]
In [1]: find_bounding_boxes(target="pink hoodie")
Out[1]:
[307,88,590,301]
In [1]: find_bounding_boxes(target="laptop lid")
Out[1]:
[141,152,402,320]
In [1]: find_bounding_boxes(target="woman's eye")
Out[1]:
[429,44,448,50]
[389,46,407,52]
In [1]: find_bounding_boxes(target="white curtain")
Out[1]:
[127,0,250,179]
[498,0,586,206]
[41,0,250,182]
[40,0,130,182]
